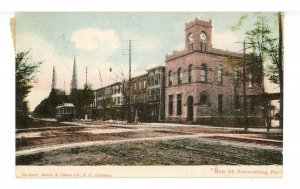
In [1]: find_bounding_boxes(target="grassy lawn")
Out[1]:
[16,138,282,165]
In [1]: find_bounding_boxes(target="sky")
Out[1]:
[15,12,278,111]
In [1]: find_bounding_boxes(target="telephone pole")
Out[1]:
[278,12,283,129]
[242,40,248,130]
[236,40,255,130]
[128,39,132,123]
[84,66,88,121]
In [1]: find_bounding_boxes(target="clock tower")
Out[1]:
[185,18,212,52]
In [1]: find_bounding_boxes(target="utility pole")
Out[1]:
[236,40,255,130]
[243,40,248,131]
[84,66,88,121]
[128,39,132,123]
[278,12,283,129]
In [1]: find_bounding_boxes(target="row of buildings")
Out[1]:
[90,18,266,126]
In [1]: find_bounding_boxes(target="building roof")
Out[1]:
[56,103,75,108]
[146,65,165,72]
[94,81,121,92]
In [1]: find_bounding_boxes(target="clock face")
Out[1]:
[188,33,194,43]
[200,32,207,41]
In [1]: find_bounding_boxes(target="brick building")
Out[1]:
[165,18,264,126]
[93,82,124,120]
[130,73,149,122]
[147,66,165,122]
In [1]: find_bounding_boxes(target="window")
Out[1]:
[168,95,173,115]
[200,42,206,51]
[139,81,142,89]
[177,94,182,116]
[151,77,154,86]
[200,64,207,82]
[234,95,240,109]
[200,92,209,106]
[156,89,160,100]
[168,70,173,86]
[151,90,155,100]
[154,75,158,85]
[188,65,194,83]
[218,94,223,113]
[157,74,160,85]
[188,33,194,52]
[249,73,253,88]
[218,65,223,85]
[178,68,183,85]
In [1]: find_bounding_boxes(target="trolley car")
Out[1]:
[55,103,75,121]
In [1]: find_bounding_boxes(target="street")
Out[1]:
[16,121,282,165]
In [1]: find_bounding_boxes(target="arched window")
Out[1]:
[249,73,253,88]
[199,92,209,106]
[200,42,207,51]
[218,65,223,85]
[168,70,173,86]
[188,65,194,83]
[188,33,194,52]
[200,64,207,82]
[178,68,183,85]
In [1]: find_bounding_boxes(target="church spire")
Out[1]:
[51,66,57,89]
[70,57,78,92]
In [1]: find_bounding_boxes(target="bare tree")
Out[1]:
[112,70,132,123]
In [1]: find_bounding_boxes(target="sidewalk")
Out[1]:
[84,120,283,134]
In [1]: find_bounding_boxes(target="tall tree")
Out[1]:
[231,12,283,128]
[32,89,68,118]
[113,71,132,123]
[69,84,94,119]
[16,51,41,127]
